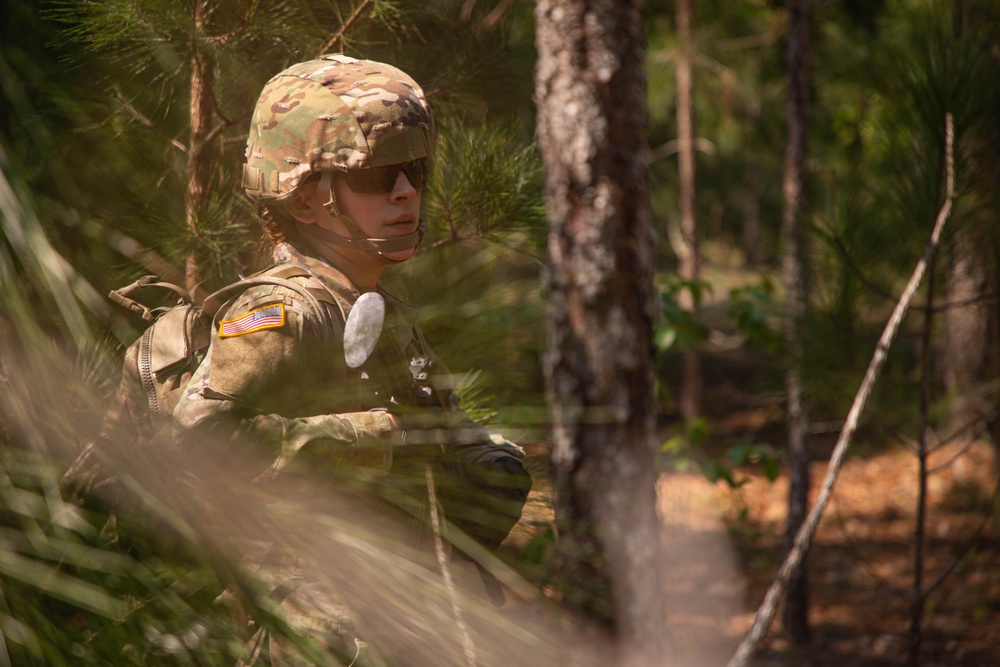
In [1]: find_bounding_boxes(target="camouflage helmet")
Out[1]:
[243,54,436,201]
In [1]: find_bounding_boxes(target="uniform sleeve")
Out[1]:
[172,284,402,479]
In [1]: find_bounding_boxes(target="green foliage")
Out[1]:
[727,279,783,356]
[393,0,537,126]
[384,116,547,416]
[646,0,788,267]
[422,116,546,248]
[0,123,242,663]
[659,417,710,474]
[654,277,711,353]
[723,442,784,484]
[454,370,498,425]
[660,418,784,489]
[0,471,245,665]
[522,523,556,566]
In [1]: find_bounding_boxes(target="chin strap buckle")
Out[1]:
[320,171,337,215]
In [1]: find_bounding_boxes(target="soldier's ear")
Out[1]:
[286,181,318,224]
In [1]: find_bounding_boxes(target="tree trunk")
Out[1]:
[943,225,999,430]
[675,0,701,421]
[908,245,938,667]
[742,166,761,267]
[534,1,668,664]
[781,0,813,646]
[186,0,214,293]
[943,0,1000,452]
[742,90,762,268]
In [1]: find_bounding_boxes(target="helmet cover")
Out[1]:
[243,55,436,201]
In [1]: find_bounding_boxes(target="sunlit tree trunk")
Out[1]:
[781,0,813,646]
[185,0,214,294]
[675,0,701,420]
[535,0,669,664]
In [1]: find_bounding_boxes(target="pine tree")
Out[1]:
[535,1,668,664]
[781,0,814,646]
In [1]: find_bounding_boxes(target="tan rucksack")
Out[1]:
[63,265,345,496]
[108,265,345,439]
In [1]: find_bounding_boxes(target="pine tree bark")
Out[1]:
[534,1,669,664]
[943,0,1000,451]
[943,211,999,430]
[185,0,214,294]
[781,0,813,646]
[675,0,701,420]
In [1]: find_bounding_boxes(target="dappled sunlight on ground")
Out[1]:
[502,436,999,666]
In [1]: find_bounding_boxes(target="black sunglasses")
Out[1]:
[343,159,428,194]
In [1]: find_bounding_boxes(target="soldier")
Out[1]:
[172,55,532,665]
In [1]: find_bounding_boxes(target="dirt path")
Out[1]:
[659,471,749,666]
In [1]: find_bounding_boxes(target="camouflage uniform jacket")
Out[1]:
[172,241,524,481]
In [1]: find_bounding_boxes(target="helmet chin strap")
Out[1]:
[300,172,426,263]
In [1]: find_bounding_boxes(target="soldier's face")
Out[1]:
[299,168,423,266]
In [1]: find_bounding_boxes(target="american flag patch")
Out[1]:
[219,304,285,338]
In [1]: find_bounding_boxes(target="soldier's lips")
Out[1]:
[385,218,417,234]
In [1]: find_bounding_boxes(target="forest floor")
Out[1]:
[709,433,1000,667]
[508,412,1000,667]
[503,260,1000,666]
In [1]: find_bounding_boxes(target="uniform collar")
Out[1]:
[274,241,419,349]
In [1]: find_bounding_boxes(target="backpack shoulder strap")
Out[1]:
[200,263,348,336]
[260,264,350,321]
[108,275,192,322]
